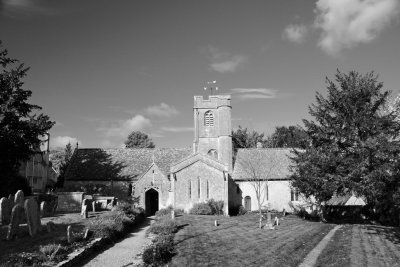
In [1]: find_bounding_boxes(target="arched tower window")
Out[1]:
[204,110,214,126]
[208,149,218,159]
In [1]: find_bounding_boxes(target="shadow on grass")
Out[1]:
[364,225,400,245]
[174,224,239,245]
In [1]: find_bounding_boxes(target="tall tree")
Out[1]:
[268,125,308,149]
[125,131,155,148]
[291,70,400,224]
[0,41,54,196]
[55,143,73,188]
[232,126,265,152]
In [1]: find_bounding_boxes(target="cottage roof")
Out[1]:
[64,147,192,182]
[232,148,295,180]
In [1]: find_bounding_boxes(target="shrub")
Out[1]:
[207,199,224,215]
[148,218,178,235]
[238,205,247,216]
[88,211,130,240]
[112,202,143,220]
[189,202,213,215]
[155,206,173,218]
[142,236,174,266]
[39,243,66,262]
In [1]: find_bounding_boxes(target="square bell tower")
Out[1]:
[193,95,232,172]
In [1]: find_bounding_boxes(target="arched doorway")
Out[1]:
[145,188,159,216]
[244,196,251,211]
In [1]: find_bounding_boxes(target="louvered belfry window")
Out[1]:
[204,110,214,126]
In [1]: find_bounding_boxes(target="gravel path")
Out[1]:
[298,225,342,267]
[83,217,153,267]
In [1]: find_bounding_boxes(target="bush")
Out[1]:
[39,243,66,262]
[155,206,173,218]
[88,211,130,240]
[142,239,174,267]
[189,202,213,215]
[148,218,178,235]
[238,205,247,215]
[207,199,224,215]
[112,202,144,220]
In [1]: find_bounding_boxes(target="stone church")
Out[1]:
[63,94,300,215]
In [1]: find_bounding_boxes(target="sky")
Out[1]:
[1,0,400,149]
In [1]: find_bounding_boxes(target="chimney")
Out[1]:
[256,142,263,149]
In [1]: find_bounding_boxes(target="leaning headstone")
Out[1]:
[6,204,25,240]
[0,197,12,225]
[25,198,41,236]
[14,190,24,206]
[83,228,90,240]
[40,201,45,218]
[81,199,89,215]
[67,225,72,243]
[82,205,88,219]
[92,201,96,212]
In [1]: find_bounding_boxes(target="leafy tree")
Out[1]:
[232,126,265,154]
[268,125,309,149]
[0,41,54,196]
[125,131,155,148]
[290,70,400,224]
[55,143,73,188]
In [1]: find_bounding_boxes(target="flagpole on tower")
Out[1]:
[204,81,219,96]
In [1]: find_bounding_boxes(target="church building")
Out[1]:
[63,94,302,215]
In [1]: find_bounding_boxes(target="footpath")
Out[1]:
[82,217,153,267]
[298,225,342,267]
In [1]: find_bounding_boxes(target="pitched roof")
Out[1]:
[325,194,366,206]
[170,153,228,173]
[64,147,192,181]
[232,148,294,180]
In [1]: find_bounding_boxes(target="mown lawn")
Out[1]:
[316,224,400,267]
[171,213,335,267]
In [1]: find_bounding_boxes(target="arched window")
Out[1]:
[204,110,214,126]
[208,149,218,159]
[244,196,251,211]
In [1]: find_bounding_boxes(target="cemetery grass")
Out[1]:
[316,224,400,267]
[0,211,109,266]
[171,213,335,267]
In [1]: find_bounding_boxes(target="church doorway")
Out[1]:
[145,188,159,216]
[244,196,251,211]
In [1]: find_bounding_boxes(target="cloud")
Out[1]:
[314,0,400,55]
[160,126,194,133]
[229,88,278,100]
[51,136,82,148]
[282,24,308,43]
[2,0,59,17]
[145,103,179,117]
[98,115,152,138]
[204,46,247,73]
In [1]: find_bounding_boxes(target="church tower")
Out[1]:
[193,95,232,172]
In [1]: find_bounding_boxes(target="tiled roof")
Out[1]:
[232,148,295,180]
[65,147,192,182]
[325,194,366,206]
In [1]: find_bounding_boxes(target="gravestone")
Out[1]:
[282,209,286,217]
[171,209,175,219]
[40,201,46,217]
[81,199,89,215]
[274,216,280,226]
[67,225,72,243]
[92,201,96,212]
[0,197,12,225]
[24,198,41,236]
[82,205,88,219]
[14,190,24,206]
[83,228,90,239]
[6,204,25,240]
[265,212,274,230]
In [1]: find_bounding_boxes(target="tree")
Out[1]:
[54,143,74,188]
[236,149,279,228]
[125,131,155,148]
[0,41,54,196]
[290,70,400,224]
[268,125,309,149]
[232,126,265,160]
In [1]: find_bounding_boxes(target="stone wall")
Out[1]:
[237,180,296,212]
[134,164,171,210]
[174,160,226,212]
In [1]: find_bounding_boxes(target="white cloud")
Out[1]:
[314,0,400,55]
[205,46,247,73]
[2,0,58,17]
[229,88,278,100]
[145,103,179,117]
[160,126,194,133]
[98,115,152,138]
[51,136,82,149]
[282,24,308,43]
